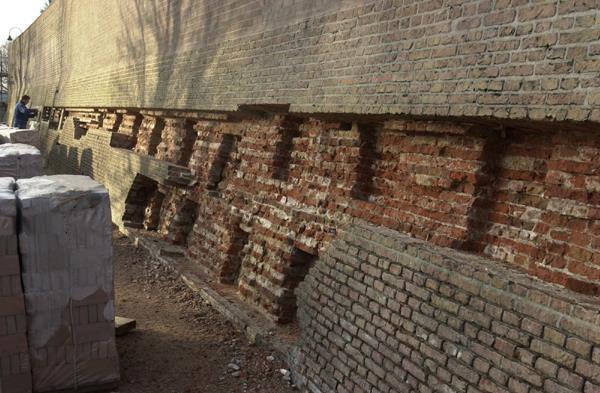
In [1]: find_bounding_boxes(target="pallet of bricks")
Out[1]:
[0,128,41,149]
[0,175,120,393]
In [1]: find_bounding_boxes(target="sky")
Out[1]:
[0,0,49,42]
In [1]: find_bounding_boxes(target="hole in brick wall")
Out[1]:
[41,107,52,121]
[273,118,301,181]
[279,247,317,323]
[143,188,166,231]
[73,118,88,140]
[148,118,165,157]
[351,123,380,201]
[97,112,105,129]
[177,119,197,167]
[122,174,158,228]
[339,122,353,130]
[48,108,61,129]
[207,134,238,190]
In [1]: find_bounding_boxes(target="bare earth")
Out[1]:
[112,231,295,393]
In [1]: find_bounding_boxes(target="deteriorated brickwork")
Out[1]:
[8,1,600,122]
[41,110,600,309]
[38,106,600,392]
[295,222,600,393]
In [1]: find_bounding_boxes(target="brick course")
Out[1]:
[7,0,600,122]
[294,222,600,393]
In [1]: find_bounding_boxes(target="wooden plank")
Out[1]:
[115,316,136,336]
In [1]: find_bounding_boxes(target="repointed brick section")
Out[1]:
[0,178,32,393]
[13,1,600,121]
[294,222,600,393]
[16,175,119,392]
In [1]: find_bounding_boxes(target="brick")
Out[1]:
[565,337,592,358]
[557,367,584,390]
[576,359,600,384]
[530,340,576,369]
[535,357,558,378]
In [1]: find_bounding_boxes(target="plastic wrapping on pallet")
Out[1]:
[0,177,33,393]
[16,175,119,392]
[0,144,43,179]
[0,128,40,149]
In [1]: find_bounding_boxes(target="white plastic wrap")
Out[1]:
[17,175,119,392]
[0,144,43,179]
[0,128,40,149]
[0,177,32,393]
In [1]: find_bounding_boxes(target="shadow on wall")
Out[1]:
[116,0,184,108]
[115,0,307,110]
[8,0,67,125]
[80,148,94,178]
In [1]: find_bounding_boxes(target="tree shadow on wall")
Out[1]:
[116,0,185,108]
[115,0,274,110]
[80,148,94,178]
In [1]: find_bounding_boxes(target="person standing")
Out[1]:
[12,95,37,129]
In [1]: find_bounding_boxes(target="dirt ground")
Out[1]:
[112,230,296,393]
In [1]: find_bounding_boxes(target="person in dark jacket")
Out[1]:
[12,95,37,129]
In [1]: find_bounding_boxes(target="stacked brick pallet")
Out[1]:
[0,144,43,179]
[0,178,32,393]
[0,128,41,149]
[0,174,119,392]
[17,175,119,392]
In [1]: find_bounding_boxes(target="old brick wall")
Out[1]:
[39,105,600,391]
[41,110,600,305]
[8,0,600,123]
[294,222,600,393]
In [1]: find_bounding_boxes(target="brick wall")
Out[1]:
[294,222,600,393]
[40,105,600,391]
[8,0,600,123]
[41,109,600,305]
